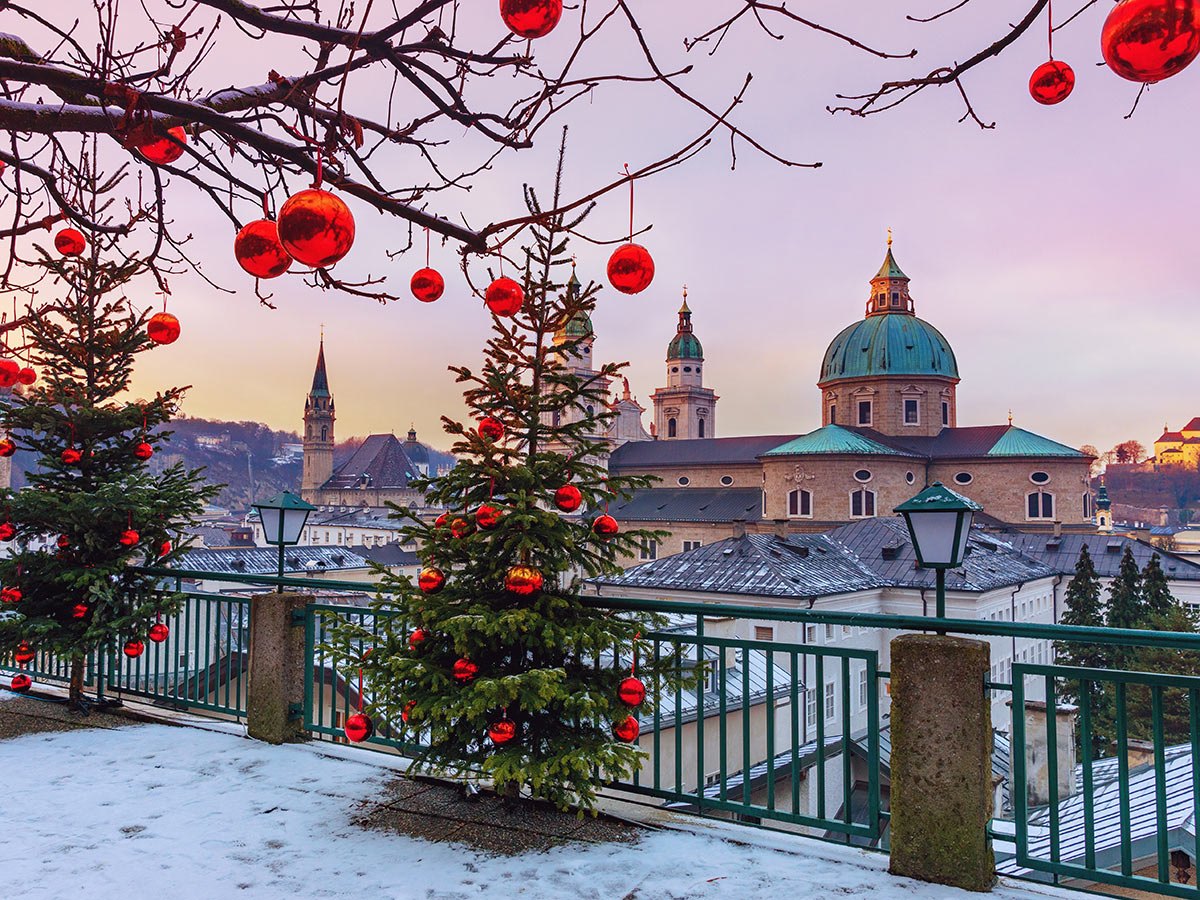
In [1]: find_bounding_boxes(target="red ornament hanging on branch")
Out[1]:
[401,700,416,723]
[119,528,139,546]
[56,534,70,550]
[613,715,640,743]
[234,219,293,279]
[453,658,479,682]
[553,484,582,513]
[504,565,543,597]
[277,188,356,268]
[0,586,20,603]
[1029,60,1075,104]
[607,165,655,295]
[619,676,647,707]
[123,639,145,659]
[485,277,524,317]
[488,718,517,745]
[61,448,82,465]
[408,628,428,650]
[1102,0,1200,82]
[17,367,36,386]
[434,512,450,530]
[159,540,172,557]
[478,417,505,441]
[451,517,472,539]
[0,360,19,388]
[592,514,619,540]
[476,504,502,530]
[0,439,14,458]
[499,0,563,38]
[10,673,31,693]
[418,566,446,594]
[14,641,35,664]
[134,442,154,460]
[344,712,375,743]
[0,522,15,541]
[137,126,188,165]
[411,228,444,303]
[55,229,86,257]
[148,622,170,643]
[147,312,181,345]
[72,604,89,618]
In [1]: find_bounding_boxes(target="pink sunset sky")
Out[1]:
[38,2,1192,455]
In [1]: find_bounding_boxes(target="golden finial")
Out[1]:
[682,284,688,300]
[320,323,324,341]
[887,228,893,248]
[1008,409,1013,426]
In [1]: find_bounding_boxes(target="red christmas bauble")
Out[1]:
[148,622,170,643]
[17,367,35,385]
[234,219,293,279]
[10,673,31,693]
[488,718,517,744]
[554,484,582,512]
[119,529,140,547]
[592,514,619,540]
[1102,0,1200,82]
[134,442,154,460]
[61,448,82,465]
[14,641,35,664]
[137,126,188,165]
[451,517,472,539]
[408,628,428,650]
[55,228,86,257]
[435,512,450,530]
[159,540,172,557]
[613,715,640,743]
[277,188,356,268]
[618,676,647,707]
[0,359,17,388]
[0,522,14,541]
[0,587,20,603]
[453,658,478,682]
[500,0,563,38]
[0,439,14,459]
[123,639,145,659]
[478,417,505,441]
[56,534,70,550]
[411,268,445,303]
[401,700,416,723]
[485,277,524,317]
[418,566,446,594]
[476,504,502,530]
[344,712,374,743]
[504,565,543,597]
[607,243,655,295]
[1029,60,1076,104]
[72,604,89,618]
[147,312,181,345]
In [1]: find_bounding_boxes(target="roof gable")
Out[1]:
[324,434,419,490]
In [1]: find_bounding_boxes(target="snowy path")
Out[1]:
[0,722,1078,900]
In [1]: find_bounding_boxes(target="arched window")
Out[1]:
[320,425,328,441]
[698,418,705,438]
[850,489,876,518]
[829,404,837,425]
[585,405,594,416]
[788,489,812,518]
[1027,491,1055,520]
[667,418,677,438]
[1083,493,1091,519]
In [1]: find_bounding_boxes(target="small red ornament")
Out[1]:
[485,277,524,317]
[234,219,293,279]
[55,228,86,257]
[10,673,31,693]
[488,718,517,744]
[134,442,154,460]
[0,523,14,541]
[277,188,356,268]
[119,529,140,547]
[0,587,20,603]
[451,517,472,539]
[607,243,655,295]
[504,565,543,597]
[1029,60,1075,104]
[499,0,563,38]
[613,715,640,743]
[344,712,375,743]
[148,622,170,643]
[411,268,445,303]
[137,126,188,165]
[453,658,478,682]
[554,484,582,513]
[435,512,450,530]
[159,540,172,557]
[0,360,18,388]
[72,604,89,618]
[418,566,446,594]
[123,639,145,659]
[147,312,181,345]
[56,534,70,550]
[408,628,428,650]
[476,504,502,530]
[13,641,34,664]
[592,514,619,540]
[17,367,35,386]
[1102,0,1200,82]
[478,417,505,441]
[61,448,82,465]
[618,676,647,707]
[0,439,14,458]
[401,700,416,723]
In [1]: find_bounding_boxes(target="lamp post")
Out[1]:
[252,491,316,582]
[894,482,981,624]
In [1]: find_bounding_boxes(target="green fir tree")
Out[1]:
[1106,546,1145,673]
[1140,553,1176,619]
[1125,602,1200,745]
[1053,544,1112,757]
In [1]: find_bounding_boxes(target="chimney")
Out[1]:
[1052,520,1062,538]
[1009,699,1077,807]
[1110,738,1155,771]
[731,519,747,539]
[774,518,789,540]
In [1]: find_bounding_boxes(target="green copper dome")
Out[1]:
[820,313,958,383]
[560,311,593,339]
[668,332,703,360]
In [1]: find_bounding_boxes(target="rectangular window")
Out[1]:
[858,667,869,709]
[825,681,836,722]
[639,540,657,561]
[865,491,875,517]
[904,398,919,425]
[942,401,949,426]
[754,626,774,642]
[788,489,812,518]
[829,404,837,425]
[178,652,188,668]
[851,491,863,517]
[682,540,702,552]
[806,690,817,727]
[858,400,872,426]
[825,623,835,641]
[806,625,818,644]
[789,490,799,516]
[1042,493,1055,518]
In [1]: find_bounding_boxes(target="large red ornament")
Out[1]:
[134,442,154,460]
[159,540,172,557]
[411,268,445,303]
[554,484,582,513]
[147,312,181,345]
[0,587,20,603]
[607,243,655,295]
[0,360,17,388]
[72,604,89,618]
[119,529,140,547]
[613,715,640,743]
[434,512,450,530]
[344,712,375,743]
[148,623,170,643]
[453,658,478,682]
[56,534,70,550]
[476,504,502,530]
[451,517,472,539]
[137,126,188,165]
[0,522,14,541]
[478,417,505,441]
[401,700,416,723]
[13,642,35,664]
[484,277,524,317]
[1029,60,1076,104]
[61,448,82,465]
[0,439,13,459]
[418,566,446,594]
[618,676,647,707]
[504,565,543,597]
[592,514,619,540]
[10,673,31,693]
[17,367,36,386]
[123,639,145,659]
[1102,0,1200,82]
[488,718,517,744]
[55,229,86,257]
[408,628,428,650]
[499,0,563,38]
[277,188,356,268]
[234,219,293,279]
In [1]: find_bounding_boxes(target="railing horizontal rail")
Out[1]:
[134,566,385,595]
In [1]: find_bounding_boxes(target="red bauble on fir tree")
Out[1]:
[17,367,36,385]
[499,0,563,38]
[0,439,14,459]
[55,228,86,257]
[488,718,517,744]
[435,512,450,530]
[476,504,502,530]
[1029,60,1075,104]
[134,442,154,460]
[613,715,640,743]
[234,219,293,279]
[618,676,646,706]
[0,522,14,541]
[119,529,140,546]
[485,277,524,316]
[418,566,446,594]
[10,673,31,693]
[123,639,145,658]
[148,623,170,643]
[453,658,478,682]
[408,628,428,650]
[277,189,356,268]
[411,268,445,303]
[553,484,582,512]
[56,534,70,549]
[607,244,655,295]
[14,641,34,664]
[147,312,181,345]
[0,360,18,388]
[71,604,89,618]
[401,700,416,723]
[344,712,375,743]
[137,127,188,165]
[451,517,472,539]
[592,514,619,540]
[1102,0,1200,82]
[61,448,82,465]
[478,417,505,441]
[0,586,20,603]
[159,540,172,557]
[504,565,543,597]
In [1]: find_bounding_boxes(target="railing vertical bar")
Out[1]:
[1152,685,1169,884]
[841,656,852,834]
[866,652,880,839]
[1115,681,1132,877]
[674,636,683,798]
[1080,679,1096,871]
[1191,688,1200,882]
[790,651,800,818]
[1013,667,1028,864]
[182,600,192,703]
[1045,674,1060,866]
[303,605,314,734]
[816,653,826,823]
[695,614,705,809]
[741,644,751,808]
[719,649,728,804]
[653,640,661,792]
[765,647,776,814]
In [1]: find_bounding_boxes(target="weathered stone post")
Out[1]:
[246,592,308,744]
[889,634,994,892]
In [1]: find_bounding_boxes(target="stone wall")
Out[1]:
[928,458,1092,525]
[762,455,923,522]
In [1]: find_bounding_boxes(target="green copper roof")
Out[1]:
[1096,481,1111,510]
[559,311,593,338]
[667,301,703,359]
[763,425,922,458]
[820,313,958,383]
[310,340,330,397]
[894,481,981,513]
[874,248,908,280]
[986,427,1086,458]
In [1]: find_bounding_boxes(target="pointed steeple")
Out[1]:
[867,232,913,317]
[567,257,581,298]
[667,287,702,360]
[1096,477,1111,511]
[310,338,330,397]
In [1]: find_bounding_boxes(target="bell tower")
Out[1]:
[651,288,719,440]
[301,337,335,501]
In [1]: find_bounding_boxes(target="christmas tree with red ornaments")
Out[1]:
[0,233,217,708]
[326,153,694,811]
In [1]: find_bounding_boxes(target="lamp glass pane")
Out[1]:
[954,511,975,567]
[257,507,285,545]
[907,510,962,566]
[280,508,310,545]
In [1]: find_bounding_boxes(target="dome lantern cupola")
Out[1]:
[667,292,703,361]
[868,230,914,316]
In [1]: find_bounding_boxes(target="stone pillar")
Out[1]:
[246,592,308,745]
[889,634,994,892]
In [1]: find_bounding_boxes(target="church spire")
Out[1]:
[867,233,913,317]
[310,337,330,397]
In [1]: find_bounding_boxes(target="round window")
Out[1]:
[854,469,872,483]
[954,472,973,485]
[671,367,679,373]
[905,471,915,485]
[677,476,690,486]
[1030,471,1050,485]
[683,366,692,372]
[720,475,734,486]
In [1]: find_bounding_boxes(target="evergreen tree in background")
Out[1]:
[1054,545,1112,757]
[1125,600,1200,745]
[1106,546,1145,671]
[0,233,217,707]
[1141,554,1176,620]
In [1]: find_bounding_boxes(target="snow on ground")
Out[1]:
[1,722,1078,900]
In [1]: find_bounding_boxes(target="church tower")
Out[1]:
[301,338,335,501]
[1096,478,1112,533]
[651,290,718,440]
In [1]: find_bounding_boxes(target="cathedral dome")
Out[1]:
[820,313,958,384]
[667,299,703,360]
[560,311,593,339]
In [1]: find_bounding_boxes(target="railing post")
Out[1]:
[888,634,994,892]
[246,591,309,745]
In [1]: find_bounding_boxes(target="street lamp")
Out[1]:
[894,482,981,622]
[253,490,316,581]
